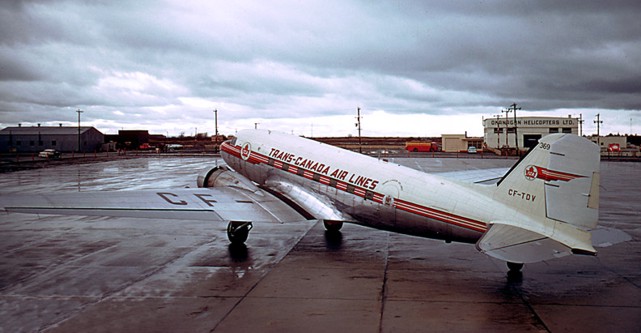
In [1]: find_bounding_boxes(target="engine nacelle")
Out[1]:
[197,166,261,193]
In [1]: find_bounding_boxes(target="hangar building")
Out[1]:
[483,116,579,150]
[0,125,104,153]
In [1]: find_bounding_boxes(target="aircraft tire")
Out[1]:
[323,220,343,232]
[227,221,252,244]
[507,262,524,272]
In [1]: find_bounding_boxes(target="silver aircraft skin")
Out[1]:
[219,130,602,269]
[1,128,619,271]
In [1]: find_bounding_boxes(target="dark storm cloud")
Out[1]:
[0,0,639,135]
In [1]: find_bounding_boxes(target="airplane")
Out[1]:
[0,129,623,273]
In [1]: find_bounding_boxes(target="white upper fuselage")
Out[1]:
[221,129,522,244]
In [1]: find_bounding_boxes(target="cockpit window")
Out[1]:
[229,137,237,146]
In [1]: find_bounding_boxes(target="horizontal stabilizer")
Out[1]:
[591,226,632,247]
[477,221,596,264]
[436,167,509,185]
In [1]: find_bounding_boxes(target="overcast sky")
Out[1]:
[1,0,640,137]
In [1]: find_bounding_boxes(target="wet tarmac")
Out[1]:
[0,157,639,332]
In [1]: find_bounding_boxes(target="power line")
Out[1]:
[508,103,521,156]
[76,108,83,153]
[355,107,362,154]
[594,113,603,146]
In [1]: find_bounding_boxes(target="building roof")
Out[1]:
[0,126,101,135]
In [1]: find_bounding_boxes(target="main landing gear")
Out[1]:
[507,262,524,272]
[323,220,344,232]
[227,221,253,244]
[506,262,524,282]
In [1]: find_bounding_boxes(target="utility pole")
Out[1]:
[579,114,584,136]
[76,108,83,153]
[508,103,521,156]
[355,107,362,154]
[254,122,259,130]
[594,113,603,147]
[213,109,218,153]
[494,114,501,149]
[501,107,511,149]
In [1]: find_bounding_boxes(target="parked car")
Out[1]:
[38,149,61,159]
[467,146,477,154]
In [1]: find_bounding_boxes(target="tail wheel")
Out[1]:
[323,220,343,232]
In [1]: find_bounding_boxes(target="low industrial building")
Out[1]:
[441,134,483,152]
[116,130,150,149]
[588,135,627,152]
[483,116,579,151]
[0,125,104,153]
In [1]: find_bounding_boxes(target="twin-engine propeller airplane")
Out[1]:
[0,129,615,272]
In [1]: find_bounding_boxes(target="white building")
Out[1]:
[483,116,579,150]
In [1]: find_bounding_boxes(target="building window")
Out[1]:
[30,140,35,146]
[493,128,503,134]
[39,140,43,146]
[506,127,516,134]
[562,128,572,133]
[52,140,57,146]
[549,128,559,133]
[16,140,21,146]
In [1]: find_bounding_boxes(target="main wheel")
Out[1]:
[507,262,524,272]
[227,221,253,244]
[323,220,343,232]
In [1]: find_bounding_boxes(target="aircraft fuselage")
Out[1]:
[221,130,517,244]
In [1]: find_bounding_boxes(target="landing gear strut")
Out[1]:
[507,262,524,272]
[323,220,343,232]
[227,221,253,244]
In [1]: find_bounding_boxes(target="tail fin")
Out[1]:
[495,133,600,229]
[477,134,600,263]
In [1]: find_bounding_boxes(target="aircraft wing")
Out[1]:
[435,167,509,185]
[0,187,307,224]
